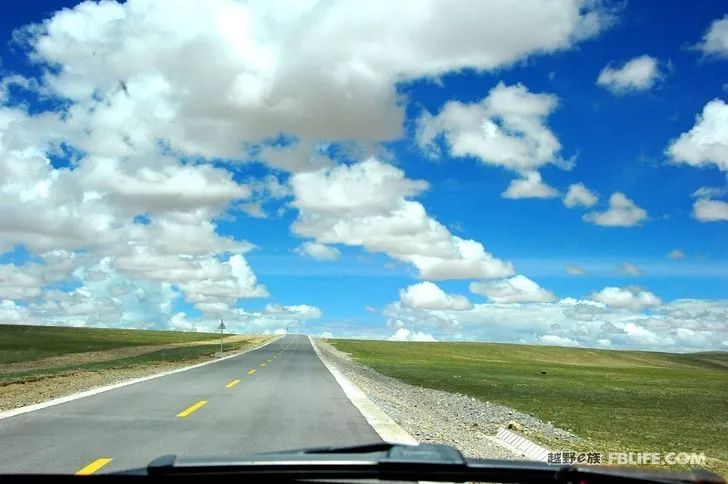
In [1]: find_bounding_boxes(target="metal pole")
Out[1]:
[220,319,223,356]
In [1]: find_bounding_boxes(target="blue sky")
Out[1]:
[0,0,726,351]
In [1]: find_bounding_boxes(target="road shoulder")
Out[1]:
[313,338,546,459]
[0,336,281,420]
[309,336,417,445]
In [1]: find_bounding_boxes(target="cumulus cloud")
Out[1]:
[693,198,728,222]
[502,171,559,199]
[583,192,647,227]
[168,303,323,334]
[695,15,728,58]
[382,295,727,351]
[295,242,341,261]
[18,0,612,164]
[175,255,269,315]
[0,251,77,300]
[388,327,437,342]
[290,159,514,280]
[668,249,685,260]
[0,0,616,330]
[590,286,661,311]
[399,281,472,311]
[417,83,564,173]
[563,183,598,208]
[667,99,728,171]
[470,275,556,303]
[597,55,662,94]
[239,202,267,219]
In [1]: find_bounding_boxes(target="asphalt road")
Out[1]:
[0,334,382,474]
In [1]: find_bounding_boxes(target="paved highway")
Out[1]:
[0,334,382,474]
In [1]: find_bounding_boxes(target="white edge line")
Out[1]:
[0,335,283,421]
[308,336,419,446]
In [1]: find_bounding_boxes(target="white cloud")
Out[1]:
[382,296,728,351]
[239,202,266,219]
[538,334,579,347]
[18,0,612,165]
[695,15,728,58]
[264,303,323,320]
[320,331,333,339]
[0,0,616,331]
[667,99,728,171]
[590,286,661,311]
[597,55,662,94]
[619,262,642,276]
[417,83,564,172]
[668,249,685,260]
[563,183,598,208]
[399,281,472,311]
[583,192,647,227]
[470,275,556,303]
[295,242,341,261]
[165,303,323,334]
[502,171,559,199]
[388,327,437,342]
[169,312,199,332]
[0,251,77,300]
[565,265,586,275]
[693,198,728,222]
[77,157,251,214]
[290,159,514,280]
[176,255,269,315]
[693,186,726,199]
[364,305,377,313]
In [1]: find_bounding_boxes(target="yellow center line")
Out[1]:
[225,379,240,388]
[247,369,256,375]
[75,458,112,475]
[260,363,266,367]
[176,400,207,418]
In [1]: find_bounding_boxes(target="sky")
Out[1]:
[0,0,726,352]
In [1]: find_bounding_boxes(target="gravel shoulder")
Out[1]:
[316,339,580,460]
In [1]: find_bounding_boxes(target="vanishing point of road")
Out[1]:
[0,335,382,474]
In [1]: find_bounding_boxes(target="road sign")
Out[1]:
[218,320,226,356]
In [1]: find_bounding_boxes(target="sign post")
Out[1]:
[217,319,226,356]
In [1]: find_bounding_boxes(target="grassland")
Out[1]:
[0,324,229,364]
[0,324,269,410]
[0,343,247,385]
[329,339,728,474]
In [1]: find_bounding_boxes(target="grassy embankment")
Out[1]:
[0,324,268,385]
[329,339,727,474]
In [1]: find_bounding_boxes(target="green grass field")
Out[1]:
[0,324,226,364]
[0,343,246,385]
[329,339,728,474]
